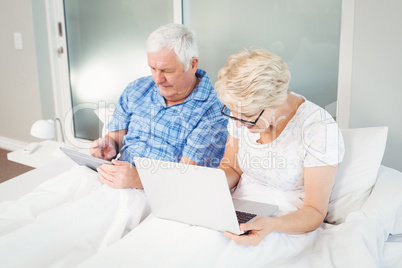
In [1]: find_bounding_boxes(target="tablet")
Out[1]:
[60,147,112,171]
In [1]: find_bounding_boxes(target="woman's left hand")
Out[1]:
[224,217,275,246]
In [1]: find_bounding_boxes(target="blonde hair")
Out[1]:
[215,49,290,115]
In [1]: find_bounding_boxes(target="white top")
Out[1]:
[229,93,345,200]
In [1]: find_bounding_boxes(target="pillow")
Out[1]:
[325,126,388,224]
[94,108,115,137]
[394,207,402,235]
[360,165,402,236]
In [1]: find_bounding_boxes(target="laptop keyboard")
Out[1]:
[235,211,257,224]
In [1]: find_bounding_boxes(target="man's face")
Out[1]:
[148,48,198,105]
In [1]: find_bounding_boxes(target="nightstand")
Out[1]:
[7,140,66,168]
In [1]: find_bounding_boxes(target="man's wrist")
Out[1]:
[104,135,119,151]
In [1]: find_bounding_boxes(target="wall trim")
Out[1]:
[173,0,183,24]
[337,0,355,129]
[0,136,28,151]
[45,0,73,145]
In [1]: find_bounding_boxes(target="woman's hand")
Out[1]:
[224,217,276,246]
[97,160,142,189]
[225,165,338,247]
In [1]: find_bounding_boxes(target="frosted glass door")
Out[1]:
[183,0,342,110]
[64,0,173,140]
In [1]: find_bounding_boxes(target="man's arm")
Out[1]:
[181,115,228,168]
[104,129,127,152]
[180,156,199,166]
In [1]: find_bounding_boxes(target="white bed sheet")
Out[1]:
[0,158,75,203]
[78,165,402,268]
[78,203,386,268]
[0,164,150,267]
[79,212,387,268]
[0,162,401,267]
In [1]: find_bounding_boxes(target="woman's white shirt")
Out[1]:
[228,93,345,201]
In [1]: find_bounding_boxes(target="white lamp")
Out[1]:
[30,118,65,142]
[26,118,65,155]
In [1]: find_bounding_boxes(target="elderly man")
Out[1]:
[0,24,228,268]
[90,23,228,189]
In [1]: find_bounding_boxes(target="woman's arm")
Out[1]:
[218,133,243,190]
[225,165,338,246]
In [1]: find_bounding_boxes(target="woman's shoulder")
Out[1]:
[291,95,336,127]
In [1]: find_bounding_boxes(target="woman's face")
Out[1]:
[231,107,286,133]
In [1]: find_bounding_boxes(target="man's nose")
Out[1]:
[153,70,166,84]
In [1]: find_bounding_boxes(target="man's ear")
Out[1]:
[190,57,199,72]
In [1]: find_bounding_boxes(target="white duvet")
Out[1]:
[0,166,149,267]
[77,211,385,268]
[0,166,399,267]
[79,184,386,268]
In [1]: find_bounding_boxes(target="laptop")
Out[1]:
[60,147,112,171]
[134,157,278,235]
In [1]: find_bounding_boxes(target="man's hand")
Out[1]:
[97,160,142,189]
[224,217,275,246]
[90,138,117,161]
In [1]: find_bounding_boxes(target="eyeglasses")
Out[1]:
[221,105,264,126]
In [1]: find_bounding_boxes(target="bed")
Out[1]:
[0,126,401,267]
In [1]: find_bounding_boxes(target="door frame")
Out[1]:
[45,0,78,147]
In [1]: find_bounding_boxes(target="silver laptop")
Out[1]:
[134,157,278,235]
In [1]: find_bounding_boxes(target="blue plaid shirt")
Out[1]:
[108,69,228,167]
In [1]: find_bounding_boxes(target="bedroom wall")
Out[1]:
[350,0,402,171]
[0,0,47,148]
[0,0,401,171]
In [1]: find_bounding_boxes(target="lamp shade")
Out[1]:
[30,119,55,139]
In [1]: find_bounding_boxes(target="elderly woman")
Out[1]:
[216,48,344,246]
[78,49,345,267]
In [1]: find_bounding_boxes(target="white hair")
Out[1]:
[146,23,198,71]
[215,49,290,115]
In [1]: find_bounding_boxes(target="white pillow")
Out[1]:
[94,108,115,137]
[360,165,402,236]
[394,207,402,234]
[325,126,388,224]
